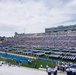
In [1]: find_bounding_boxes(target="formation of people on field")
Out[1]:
[46,61,76,75]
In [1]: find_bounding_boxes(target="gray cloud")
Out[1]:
[0,0,76,37]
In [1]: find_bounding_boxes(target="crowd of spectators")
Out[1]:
[56,61,76,75]
[1,31,76,49]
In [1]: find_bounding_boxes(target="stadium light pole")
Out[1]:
[24,27,25,34]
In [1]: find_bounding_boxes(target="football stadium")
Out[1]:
[0,25,76,75]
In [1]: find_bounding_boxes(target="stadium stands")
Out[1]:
[0,25,76,61]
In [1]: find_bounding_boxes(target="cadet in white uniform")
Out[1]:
[47,66,52,75]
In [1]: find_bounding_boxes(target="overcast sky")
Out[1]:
[0,0,76,37]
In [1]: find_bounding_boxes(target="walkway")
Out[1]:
[0,64,66,75]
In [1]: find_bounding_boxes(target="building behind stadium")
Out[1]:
[1,25,76,49]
